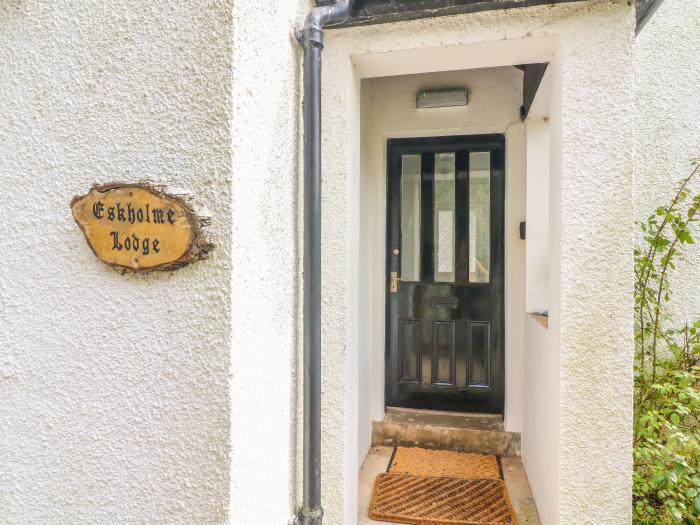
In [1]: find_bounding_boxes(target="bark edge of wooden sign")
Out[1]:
[71,182,214,273]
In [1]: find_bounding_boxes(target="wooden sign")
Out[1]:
[71,183,213,272]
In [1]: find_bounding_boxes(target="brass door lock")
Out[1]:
[390,272,399,293]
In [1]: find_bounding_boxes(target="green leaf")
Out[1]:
[669,506,682,521]
[652,471,666,484]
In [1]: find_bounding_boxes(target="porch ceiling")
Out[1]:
[320,0,663,33]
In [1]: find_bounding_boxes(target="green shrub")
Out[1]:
[634,163,700,524]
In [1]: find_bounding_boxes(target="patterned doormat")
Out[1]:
[368,447,518,525]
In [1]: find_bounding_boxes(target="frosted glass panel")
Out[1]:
[434,153,455,283]
[401,155,421,282]
[469,152,491,283]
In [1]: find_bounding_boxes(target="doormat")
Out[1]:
[389,447,500,480]
[368,447,518,525]
[368,474,518,525]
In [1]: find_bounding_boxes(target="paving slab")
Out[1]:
[501,457,540,524]
[358,446,393,525]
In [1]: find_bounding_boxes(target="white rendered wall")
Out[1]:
[358,66,527,465]
[635,0,700,324]
[521,62,560,525]
[232,0,311,524]
[0,2,231,523]
[323,2,635,523]
[524,65,551,316]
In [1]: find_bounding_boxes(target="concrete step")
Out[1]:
[371,407,521,457]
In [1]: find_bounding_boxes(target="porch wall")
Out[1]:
[323,1,635,524]
[231,0,312,524]
[555,4,635,524]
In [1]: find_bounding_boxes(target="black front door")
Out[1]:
[385,135,505,414]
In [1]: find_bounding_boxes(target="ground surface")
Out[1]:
[358,446,540,525]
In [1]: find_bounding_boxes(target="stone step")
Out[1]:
[371,407,521,457]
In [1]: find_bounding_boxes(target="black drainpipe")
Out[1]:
[296,2,354,524]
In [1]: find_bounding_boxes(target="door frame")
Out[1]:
[384,133,506,414]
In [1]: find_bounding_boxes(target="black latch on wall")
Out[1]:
[519,221,526,240]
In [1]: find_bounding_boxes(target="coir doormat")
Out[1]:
[389,447,500,480]
[368,447,518,525]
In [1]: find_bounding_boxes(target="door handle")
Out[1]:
[390,272,399,293]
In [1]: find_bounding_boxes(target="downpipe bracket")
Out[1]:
[296,25,325,48]
[298,506,324,525]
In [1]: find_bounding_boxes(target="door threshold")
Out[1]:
[373,407,520,456]
[387,406,504,420]
[384,406,505,432]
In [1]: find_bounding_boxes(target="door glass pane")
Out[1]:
[400,155,421,282]
[469,152,491,283]
[434,153,455,282]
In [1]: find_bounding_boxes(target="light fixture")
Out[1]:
[416,88,468,108]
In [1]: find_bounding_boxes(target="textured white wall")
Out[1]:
[231,0,311,524]
[323,2,635,523]
[635,0,700,324]
[0,1,232,523]
[521,63,560,525]
[556,4,634,524]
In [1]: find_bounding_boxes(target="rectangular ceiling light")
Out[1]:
[416,88,468,108]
